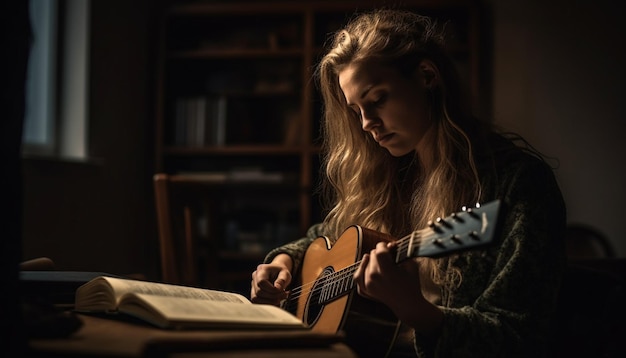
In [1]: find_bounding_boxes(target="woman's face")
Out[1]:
[338,60,435,157]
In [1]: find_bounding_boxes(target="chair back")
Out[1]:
[565,223,615,259]
[153,173,217,287]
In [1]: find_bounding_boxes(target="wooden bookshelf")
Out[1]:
[153,0,487,295]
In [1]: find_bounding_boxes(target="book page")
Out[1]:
[75,276,250,312]
[120,293,305,329]
[104,277,250,304]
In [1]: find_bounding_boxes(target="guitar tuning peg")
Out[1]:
[462,203,481,211]
[436,217,452,228]
[451,212,465,222]
[465,207,480,219]
[428,220,443,233]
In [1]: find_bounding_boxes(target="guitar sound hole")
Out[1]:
[304,266,334,327]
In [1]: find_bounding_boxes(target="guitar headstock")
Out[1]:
[406,199,501,258]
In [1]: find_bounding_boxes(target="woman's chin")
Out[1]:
[383,143,413,157]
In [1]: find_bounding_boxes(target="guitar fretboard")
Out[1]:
[315,201,499,305]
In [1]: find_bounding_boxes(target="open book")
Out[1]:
[74,276,306,330]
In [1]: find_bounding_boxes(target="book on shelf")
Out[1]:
[74,276,307,330]
[173,96,227,147]
[214,95,227,146]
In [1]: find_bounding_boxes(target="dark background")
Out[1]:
[13,0,626,285]
[3,0,624,354]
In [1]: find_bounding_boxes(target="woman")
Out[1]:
[251,9,566,357]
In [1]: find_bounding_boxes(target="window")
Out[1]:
[23,0,90,160]
[23,0,57,155]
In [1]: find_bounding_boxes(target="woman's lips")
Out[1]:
[375,133,394,144]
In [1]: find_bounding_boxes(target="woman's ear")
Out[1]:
[415,59,440,89]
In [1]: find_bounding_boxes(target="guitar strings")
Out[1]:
[287,230,421,300]
[283,206,490,307]
[283,229,432,305]
[284,231,421,303]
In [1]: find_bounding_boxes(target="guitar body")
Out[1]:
[286,200,502,357]
[294,225,402,358]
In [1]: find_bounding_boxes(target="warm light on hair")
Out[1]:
[316,9,487,285]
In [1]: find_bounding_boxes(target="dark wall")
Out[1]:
[21,0,159,279]
[2,0,30,354]
[489,0,626,256]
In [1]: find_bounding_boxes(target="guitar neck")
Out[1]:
[315,200,500,305]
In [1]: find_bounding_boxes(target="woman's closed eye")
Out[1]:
[372,93,387,107]
[348,93,386,121]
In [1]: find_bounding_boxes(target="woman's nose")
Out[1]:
[360,110,379,131]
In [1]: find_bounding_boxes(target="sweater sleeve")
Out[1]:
[263,223,327,287]
[418,156,567,357]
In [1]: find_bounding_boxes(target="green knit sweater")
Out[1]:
[264,146,566,357]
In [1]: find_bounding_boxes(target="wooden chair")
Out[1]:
[565,223,615,259]
[154,173,277,296]
[153,173,218,287]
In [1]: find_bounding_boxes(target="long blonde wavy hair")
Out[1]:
[316,9,487,284]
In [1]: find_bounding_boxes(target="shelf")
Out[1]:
[168,2,308,15]
[163,173,303,189]
[169,48,305,59]
[163,145,307,156]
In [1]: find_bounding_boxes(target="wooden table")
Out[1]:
[28,313,357,357]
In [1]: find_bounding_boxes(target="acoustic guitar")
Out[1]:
[282,200,501,357]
